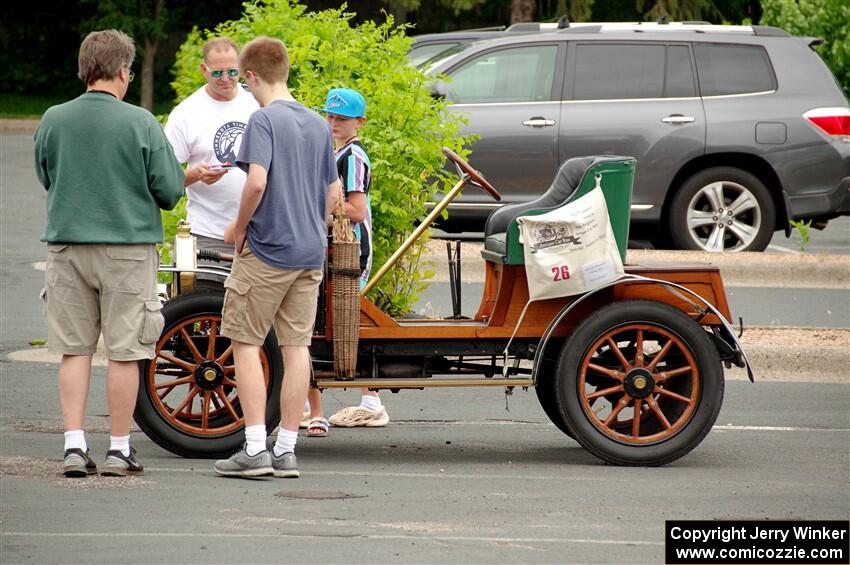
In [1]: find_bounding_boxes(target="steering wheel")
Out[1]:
[442,147,502,201]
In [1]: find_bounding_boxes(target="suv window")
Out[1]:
[447,45,557,104]
[574,43,666,100]
[665,45,697,98]
[409,42,461,68]
[420,43,471,70]
[694,43,775,96]
[572,43,697,100]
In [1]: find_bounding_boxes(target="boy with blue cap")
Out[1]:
[323,88,373,288]
[302,87,388,436]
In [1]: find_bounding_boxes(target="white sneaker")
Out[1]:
[328,406,389,427]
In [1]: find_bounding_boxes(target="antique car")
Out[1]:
[135,149,751,466]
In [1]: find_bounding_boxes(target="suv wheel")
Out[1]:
[669,167,775,252]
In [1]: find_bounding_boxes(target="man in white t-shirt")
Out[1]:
[164,37,259,284]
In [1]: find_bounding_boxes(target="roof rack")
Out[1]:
[460,25,506,32]
[505,22,562,32]
[557,22,762,34]
[751,25,791,37]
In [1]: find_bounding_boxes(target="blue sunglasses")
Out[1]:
[209,68,239,79]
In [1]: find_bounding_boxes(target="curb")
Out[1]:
[422,242,849,289]
[0,119,39,133]
[625,249,849,289]
[727,327,849,383]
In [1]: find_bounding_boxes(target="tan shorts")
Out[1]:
[42,244,163,361]
[220,247,322,347]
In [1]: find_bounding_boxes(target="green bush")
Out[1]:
[165,0,471,315]
[760,0,850,96]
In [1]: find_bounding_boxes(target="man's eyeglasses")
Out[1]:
[209,68,239,79]
[124,64,135,83]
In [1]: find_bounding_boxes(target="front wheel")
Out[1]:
[553,300,724,466]
[669,167,775,252]
[135,290,283,458]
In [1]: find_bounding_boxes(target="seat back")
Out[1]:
[482,156,636,264]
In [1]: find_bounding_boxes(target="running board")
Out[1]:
[314,377,534,389]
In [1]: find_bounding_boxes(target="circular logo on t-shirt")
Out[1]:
[213,121,247,164]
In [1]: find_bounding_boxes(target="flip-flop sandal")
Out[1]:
[307,417,329,438]
[298,410,311,429]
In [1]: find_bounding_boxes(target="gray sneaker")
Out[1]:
[63,448,98,477]
[214,445,273,478]
[271,450,300,478]
[101,447,144,477]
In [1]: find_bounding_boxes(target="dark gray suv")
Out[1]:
[425,23,850,251]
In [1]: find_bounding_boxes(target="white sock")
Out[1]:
[360,395,382,412]
[244,425,267,456]
[273,428,298,457]
[64,430,87,452]
[109,435,130,457]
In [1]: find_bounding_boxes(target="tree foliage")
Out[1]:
[167,0,472,315]
[634,0,721,21]
[760,0,850,95]
[511,0,537,22]
[564,0,595,22]
[81,0,175,110]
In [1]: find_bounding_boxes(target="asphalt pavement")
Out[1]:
[1,368,848,564]
[2,127,849,563]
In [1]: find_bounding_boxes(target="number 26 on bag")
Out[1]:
[551,265,571,282]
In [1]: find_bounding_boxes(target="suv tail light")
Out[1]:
[804,107,850,140]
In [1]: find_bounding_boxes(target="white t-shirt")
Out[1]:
[164,86,259,239]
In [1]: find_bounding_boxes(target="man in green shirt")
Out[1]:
[34,29,184,478]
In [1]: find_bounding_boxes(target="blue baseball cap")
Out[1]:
[322,88,366,118]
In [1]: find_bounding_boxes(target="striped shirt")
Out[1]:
[336,140,373,286]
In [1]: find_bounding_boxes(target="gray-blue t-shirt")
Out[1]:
[236,99,337,269]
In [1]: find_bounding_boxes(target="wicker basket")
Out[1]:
[332,240,360,380]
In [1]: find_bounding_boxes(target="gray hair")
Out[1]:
[78,30,135,86]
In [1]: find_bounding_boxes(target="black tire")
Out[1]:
[553,300,724,466]
[669,167,775,252]
[135,290,283,459]
[534,357,575,438]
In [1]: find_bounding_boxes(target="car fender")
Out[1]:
[530,274,754,384]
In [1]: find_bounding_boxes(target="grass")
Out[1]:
[0,93,65,119]
[0,92,175,119]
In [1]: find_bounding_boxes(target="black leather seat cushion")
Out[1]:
[483,156,598,257]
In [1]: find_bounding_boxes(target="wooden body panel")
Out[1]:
[318,261,732,344]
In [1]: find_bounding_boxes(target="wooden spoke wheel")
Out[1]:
[554,300,723,466]
[135,291,282,458]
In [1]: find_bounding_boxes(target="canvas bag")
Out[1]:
[517,182,625,300]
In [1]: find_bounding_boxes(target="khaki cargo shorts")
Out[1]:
[42,244,163,361]
[220,247,323,347]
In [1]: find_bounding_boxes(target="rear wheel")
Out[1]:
[135,290,283,458]
[553,300,724,466]
[535,357,574,438]
[669,167,775,252]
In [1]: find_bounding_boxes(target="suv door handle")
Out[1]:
[522,117,556,128]
[662,114,695,125]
